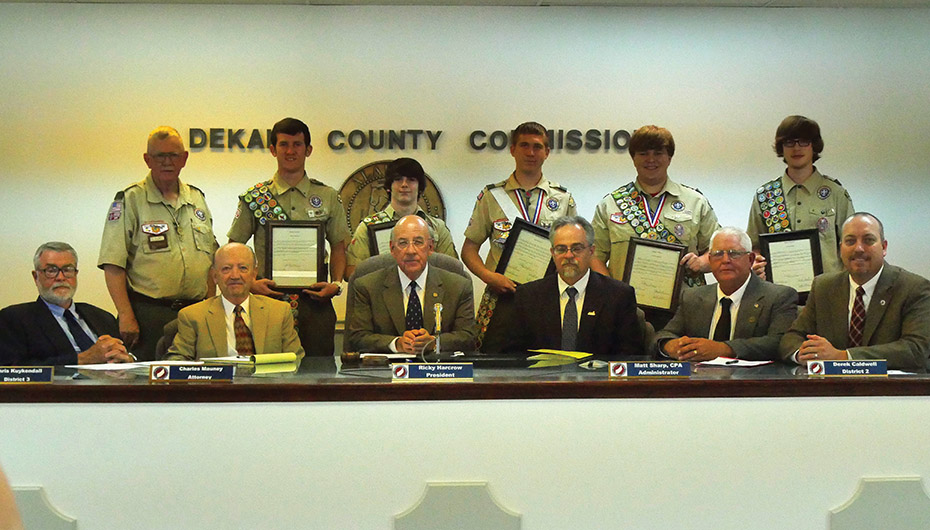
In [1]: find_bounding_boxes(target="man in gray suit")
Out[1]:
[781,212,930,371]
[657,227,798,361]
[346,215,477,354]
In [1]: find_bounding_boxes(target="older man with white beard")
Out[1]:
[0,242,132,365]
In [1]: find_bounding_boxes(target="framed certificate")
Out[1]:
[265,221,325,289]
[494,218,554,285]
[622,237,687,311]
[759,229,822,295]
[366,220,398,257]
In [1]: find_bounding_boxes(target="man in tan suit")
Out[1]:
[166,243,304,361]
[781,212,930,372]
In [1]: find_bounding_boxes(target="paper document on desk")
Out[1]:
[360,353,417,360]
[698,357,773,367]
[527,349,593,360]
[65,360,204,371]
[201,353,298,364]
[526,349,592,368]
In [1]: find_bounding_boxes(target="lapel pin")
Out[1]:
[880,299,886,306]
[587,311,596,316]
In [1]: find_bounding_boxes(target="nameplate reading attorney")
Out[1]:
[0,366,53,384]
[807,360,887,377]
[149,364,235,383]
[391,363,474,382]
[609,361,691,379]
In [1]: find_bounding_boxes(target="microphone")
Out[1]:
[433,303,443,359]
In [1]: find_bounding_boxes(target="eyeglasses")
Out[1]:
[782,139,811,148]
[37,265,77,278]
[552,244,591,256]
[150,152,184,163]
[394,238,428,250]
[708,250,750,260]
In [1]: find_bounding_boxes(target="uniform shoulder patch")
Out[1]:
[308,178,326,186]
[112,190,125,201]
[188,184,206,196]
[822,174,844,187]
[550,183,567,192]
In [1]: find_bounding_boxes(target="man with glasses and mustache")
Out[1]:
[98,126,219,361]
[748,115,854,277]
[656,227,798,362]
[0,242,132,365]
[509,216,643,360]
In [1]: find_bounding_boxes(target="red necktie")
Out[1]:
[848,286,866,347]
[234,305,256,356]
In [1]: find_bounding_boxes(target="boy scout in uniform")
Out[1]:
[227,117,350,357]
[98,126,218,361]
[747,115,854,276]
[461,122,576,351]
[345,157,457,279]
[591,125,719,328]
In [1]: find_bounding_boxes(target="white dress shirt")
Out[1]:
[709,274,751,341]
[221,296,252,356]
[556,269,590,329]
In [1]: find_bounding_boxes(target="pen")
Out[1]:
[725,360,739,365]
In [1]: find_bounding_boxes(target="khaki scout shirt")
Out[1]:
[747,169,853,275]
[592,178,719,281]
[464,173,576,272]
[227,172,351,278]
[346,205,458,267]
[97,172,218,300]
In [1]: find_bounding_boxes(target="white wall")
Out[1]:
[1,4,929,314]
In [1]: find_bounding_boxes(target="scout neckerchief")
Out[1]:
[612,182,705,288]
[755,178,790,233]
[240,180,300,324]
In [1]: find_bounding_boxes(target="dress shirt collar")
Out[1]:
[41,297,74,319]
[558,269,591,298]
[716,274,751,306]
[144,171,193,206]
[850,265,884,300]
[780,167,825,192]
[271,171,312,197]
[398,263,429,293]
[221,294,251,317]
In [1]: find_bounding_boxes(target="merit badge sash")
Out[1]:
[756,179,790,233]
[488,185,545,245]
[241,180,289,227]
[612,182,705,288]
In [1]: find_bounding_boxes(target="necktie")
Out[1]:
[848,286,866,347]
[63,310,95,352]
[405,281,423,330]
[713,297,732,342]
[233,305,256,356]
[562,286,578,351]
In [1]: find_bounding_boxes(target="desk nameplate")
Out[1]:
[808,360,887,377]
[149,364,235,383]
[391,363,474,382]
[0,366,53,384]
[609,361,691,379]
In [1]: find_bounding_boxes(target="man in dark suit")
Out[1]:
[346,215,477,354]
[656,227,798,361]
[165,243,304,361]
[781,212,930,372]
[0,242,132,365]
[511,216,643,360]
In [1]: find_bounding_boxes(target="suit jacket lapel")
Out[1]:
[578,274,604,350]
[249,294,267,354]
[695,288,717,338]
[862,266,894,344]
[382,269,406,334]
[733,277,763,339]
[833,274,852,348]
[205,297,228,355]
[423,270,444,333]
[542,276,563,347]
[35,298,75,354]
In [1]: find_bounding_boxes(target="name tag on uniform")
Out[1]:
[149,364,234,383]
[142,222,171,251]
[609,361,691,379]
[0,366,53,384]
[391,363,474,382]
[807,360,887,377]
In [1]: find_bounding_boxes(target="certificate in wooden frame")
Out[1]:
[622,237,687,311]
[366,220,398,257]
[494,218,555,285]
[265,221,325,290]
[759,228,822,295]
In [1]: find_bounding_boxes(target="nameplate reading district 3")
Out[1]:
[0,366,53,384]
[807,360,887,377]
[149,365,235,383]
[391,363,474,382]
[609,361,691,379]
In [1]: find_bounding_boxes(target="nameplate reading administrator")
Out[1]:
[609,361,691,379]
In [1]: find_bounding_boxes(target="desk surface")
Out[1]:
[2,358,929,403]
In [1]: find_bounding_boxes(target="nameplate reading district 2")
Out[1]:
[391,363,474,382]
[807,360,887,377]
[0,366,53,384]
[609,361,691,379]
[150,365,235,383]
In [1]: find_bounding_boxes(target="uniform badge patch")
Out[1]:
[674,223,685,237]
[141,222,170,235]
[310,195,323,208]
[546,198,560,211]
[671,201,685,211]
[817,186,831,200]
[194,208,206,221]
[610,212,627,225]
[817,217,829,233]
[107,202,123,221]
[493,219,512,232]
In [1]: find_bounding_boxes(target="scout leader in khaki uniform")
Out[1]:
[227,117,350,357]
[590,125,719,329]
[98,126,219,361]
[748,115,854,277]
[345,157,457,279]
[462,122,576,352]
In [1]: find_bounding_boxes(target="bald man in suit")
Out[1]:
[656,227,798,361]
[166,243,303,361]
[346,215,476,354]
[781,213,930,372]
